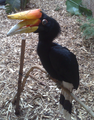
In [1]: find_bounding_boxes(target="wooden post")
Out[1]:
[15,39,26,115]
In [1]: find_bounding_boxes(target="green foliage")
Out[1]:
[66,0,92,17]
[66,0,93,40]
[79,5,92,17]
[20,0,29,10]
[66,0,81,15]
[5,0,30,14]
[6,0,20,14]
[81,18,94,39]
[5,3,12,14]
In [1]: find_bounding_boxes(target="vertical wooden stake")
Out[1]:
[15,39,26,115]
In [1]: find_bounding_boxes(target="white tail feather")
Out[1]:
[59,104,71,120]
[59,81,73,120]
[61,89,72,102]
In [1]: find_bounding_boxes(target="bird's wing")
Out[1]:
[49,45,79,89]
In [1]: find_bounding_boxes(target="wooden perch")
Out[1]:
[13,65,94,118]
[15,39,26,115]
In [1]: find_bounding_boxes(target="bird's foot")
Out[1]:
[46,73,51,79]
[55,82,62,89]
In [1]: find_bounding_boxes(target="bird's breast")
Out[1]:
[37,42,59,79]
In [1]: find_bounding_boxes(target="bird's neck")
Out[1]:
[37,41,58,60]
[39,33,54,43]
[37,40,53,63]
[37,41,60,80]
[37,41,51,53]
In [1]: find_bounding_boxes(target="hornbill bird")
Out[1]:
[7,9,79,120]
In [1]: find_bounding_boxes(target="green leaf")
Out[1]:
[5,4,12,14]
[66,0,82,15]
[80,23,91,31]
[89,19,94,24]
[20,0,29,10]
[66,0,92,17]
[6,0,20,14]
[79,5,92,17]
[83,27,94,39]
[80,18,94,39]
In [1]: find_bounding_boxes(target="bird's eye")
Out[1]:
[42,19,48,25]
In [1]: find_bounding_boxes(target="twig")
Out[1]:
[29,74,48,87]
[15,39,26,115]
[12,65,45,104]
[13,65,94,118]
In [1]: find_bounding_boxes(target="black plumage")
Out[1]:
[36,12,79,119]
[36,12,79,88]
[37,42,79,89]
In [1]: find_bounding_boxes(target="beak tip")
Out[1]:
[7,31,13,36]
[7,32,9,36]
[7,33,10,36]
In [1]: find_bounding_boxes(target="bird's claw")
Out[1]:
[46,73,51,79]
[55,82,62,89]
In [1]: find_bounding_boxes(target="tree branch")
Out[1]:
[15,39,26,115]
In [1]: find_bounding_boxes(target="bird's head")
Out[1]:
[7,9,60,42]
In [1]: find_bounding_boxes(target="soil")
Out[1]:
[0,0,94,120]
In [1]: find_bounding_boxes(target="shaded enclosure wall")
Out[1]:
[82,0,94,17]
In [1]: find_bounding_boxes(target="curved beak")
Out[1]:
[7,9,42,36]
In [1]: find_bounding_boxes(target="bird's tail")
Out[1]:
[59,82,73,120]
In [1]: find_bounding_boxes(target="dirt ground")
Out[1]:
[0,0,94,120]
